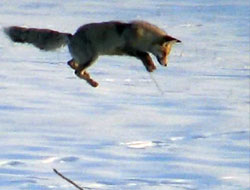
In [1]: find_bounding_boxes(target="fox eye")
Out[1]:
[162,42,168,47]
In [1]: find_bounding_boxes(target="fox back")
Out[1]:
[71,21,173,55]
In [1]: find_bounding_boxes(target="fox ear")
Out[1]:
[162,35,181,44]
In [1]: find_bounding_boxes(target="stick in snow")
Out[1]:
[53,168,84,190]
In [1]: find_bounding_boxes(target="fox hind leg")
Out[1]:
[67,59,79,70]
[76,70,98,87]
[74,59,99,87]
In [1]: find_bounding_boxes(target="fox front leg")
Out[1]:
[136,51,156,72]
[126,50,156,72]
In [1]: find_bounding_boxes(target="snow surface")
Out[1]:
[0,0,249,190]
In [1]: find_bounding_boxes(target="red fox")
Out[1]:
[4,21,181,87]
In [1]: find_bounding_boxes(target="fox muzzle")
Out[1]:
[157,55,168,67]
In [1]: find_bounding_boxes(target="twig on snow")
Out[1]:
[53,168,84,190]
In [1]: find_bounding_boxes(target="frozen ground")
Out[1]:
[0,0,249,190]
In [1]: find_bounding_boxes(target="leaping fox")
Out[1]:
[4,21,181,87]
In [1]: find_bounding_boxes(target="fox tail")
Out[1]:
[4,26,72,51]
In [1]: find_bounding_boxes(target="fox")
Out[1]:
[4,21,181,87]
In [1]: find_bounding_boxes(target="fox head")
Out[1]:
[151,35,181,66]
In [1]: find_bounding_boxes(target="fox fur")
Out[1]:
[4,21,181,87]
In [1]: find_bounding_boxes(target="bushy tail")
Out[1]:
[4,26,72,51]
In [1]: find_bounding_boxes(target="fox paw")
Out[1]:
[75,70,99,87]
[147,64,156,72]
[87,79,99,88]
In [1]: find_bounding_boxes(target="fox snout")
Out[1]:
[157,55,168,67]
